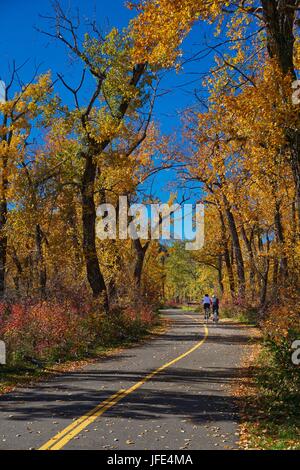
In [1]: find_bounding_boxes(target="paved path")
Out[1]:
[0,310,253,450]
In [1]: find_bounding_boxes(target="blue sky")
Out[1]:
[0,0,216,204]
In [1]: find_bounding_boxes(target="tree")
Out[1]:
[39,4,157,309]
[0,71,55,297]
[130,0,300,229]
[164,241,214,303]
[180,56,298,305]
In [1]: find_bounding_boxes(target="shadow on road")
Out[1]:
[0,387,245,425]
[0,310,255,434]
[0,364,249,425]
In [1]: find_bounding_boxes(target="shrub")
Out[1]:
[262,296,300,386]
[220,296,259,323]
[0,300,94,363]
[0,297,157,366]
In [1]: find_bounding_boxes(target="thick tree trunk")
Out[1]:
[259,240,271,308]
[241,225,256,298]
[224,243,235,298]
[218,209,235,298]
[78,65,146,309]
[260,264,270,307]
[133,239,150,291]
[217,254,224,295]
[81,154,108,309]
[261,0,300,226]
[257,232,271,308]
[261,0,296,76]
[274,202,288,280]
[223,197,246,298]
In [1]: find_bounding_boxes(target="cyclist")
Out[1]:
[202,294,211,322]
[212,295,220,324]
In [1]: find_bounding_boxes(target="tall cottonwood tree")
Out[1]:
[40,4,156,308]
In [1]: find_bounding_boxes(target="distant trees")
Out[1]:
[164,242,215,303]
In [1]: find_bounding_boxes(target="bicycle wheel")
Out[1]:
[204,307,209,322]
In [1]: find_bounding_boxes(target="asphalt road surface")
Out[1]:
[0,310,253,450]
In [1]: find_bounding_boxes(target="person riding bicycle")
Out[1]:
[202,294,211,322]
[212,295,219,323]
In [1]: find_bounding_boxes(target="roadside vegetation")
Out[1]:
[0,296,160,394]
[238,296,300,450]
[241,347,300,450]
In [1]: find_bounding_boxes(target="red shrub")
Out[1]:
[0,296,156,365]
[0,300,95,362]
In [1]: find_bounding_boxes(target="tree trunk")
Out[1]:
[0,149,8,298]
[35,224,47,299]
[261,0,300,227]
[291,197,298,244]
[217,254,224,295]
[0,201,7,298]
[261,0,296,77]
[272,256,279,299]
[274,201,288,280]
[257,231,271,308]
[66,199,82,275]
[11,246,23,295]
[133,239,150,291]
[24,251,34,297]
[224,243,235,298]
[78,65,146,309]
[259,236,271,308]
[81,154,108,309]
[241,225,256,299]
[260,265,270,307]
[218,209,235,297]
[223,197,246,298]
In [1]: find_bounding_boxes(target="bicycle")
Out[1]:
[204,305,210,323]
[213,308,219,324]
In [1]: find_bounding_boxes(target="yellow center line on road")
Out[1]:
[39,313,208,451]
